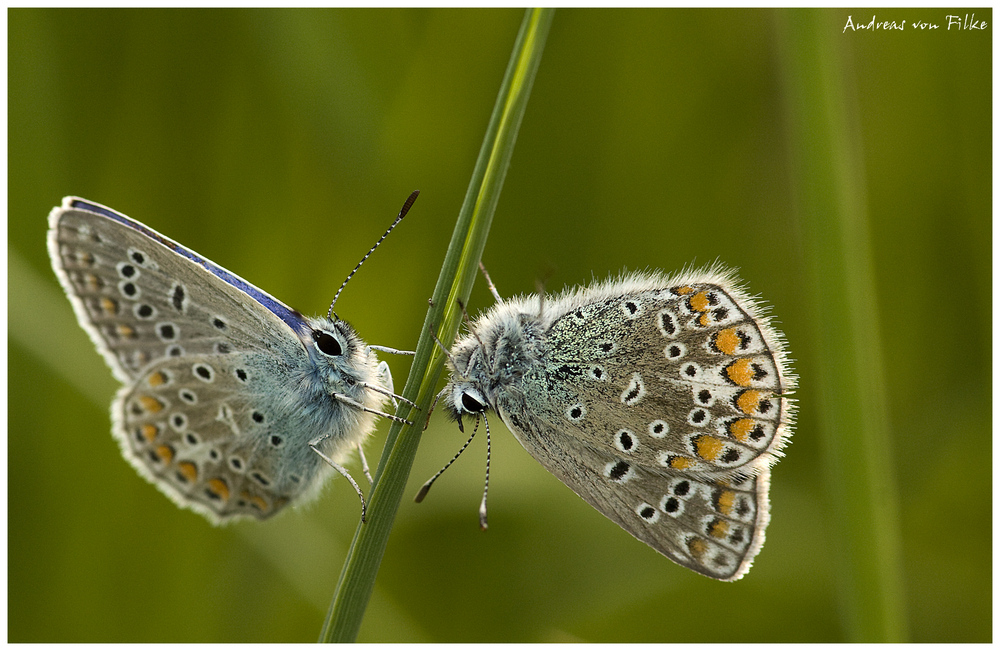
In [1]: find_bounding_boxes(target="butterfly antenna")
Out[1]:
[327,190,419,320]
[479,414,491,531]
[414,417,480,503]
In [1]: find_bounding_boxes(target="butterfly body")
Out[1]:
[49,197,391,523]
[443,267,795,580]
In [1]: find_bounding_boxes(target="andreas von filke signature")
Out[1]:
[844,13,988,33]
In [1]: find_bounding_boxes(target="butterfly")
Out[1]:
[48,195,417,524]
[423,264,795,580]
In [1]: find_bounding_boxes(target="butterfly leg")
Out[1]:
[423,391,442,430]
[377,360,397,408]
[429,324,459,367]
[309,443,368,523]
[363,361,417,409]
[356,443,373,485]
[353,361,397,486]
[455,301,488,352]
[333,392,413,425]
[534,278,546,317]
[369,344,415,356]
[478,261,503,303]
[360,382,418,409]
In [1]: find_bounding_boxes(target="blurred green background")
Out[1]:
[9,8,990,643]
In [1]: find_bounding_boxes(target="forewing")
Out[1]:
[47,197,309,382]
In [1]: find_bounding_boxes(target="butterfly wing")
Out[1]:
[115,350,341,522]
[541,276,794,479]
[48,197,313,381]
[48,198,352,522]
[497,401,770,580]
[490,271,792,578]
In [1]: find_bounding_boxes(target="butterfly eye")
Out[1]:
[312,330,344,357]
[461,391,486,413]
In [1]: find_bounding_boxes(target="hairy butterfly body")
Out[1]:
[440,265,795,580]
[48,197,407,523]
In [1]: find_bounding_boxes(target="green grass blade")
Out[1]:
[776,9,907,642]
[319,8,555,643]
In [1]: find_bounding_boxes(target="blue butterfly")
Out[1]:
[48,195,417,523]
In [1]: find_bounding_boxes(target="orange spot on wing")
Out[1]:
[138,395,164,413]
[728,418,755,443]
[736,390,763,414]
[689,291,711,312]
[206,478,230,501]
[177,461,198,483]
[669,456,695,470]
[709,519,729,539]
[688,538,708,558]
[147,371,168,387]
[715,490,736,516]
[714,328,740,354]
[139,424,159,443]
[695,435,724,461]
[156,445,175,464]
[726,359,755,386]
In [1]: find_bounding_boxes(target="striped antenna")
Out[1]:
[328,190,419,320]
